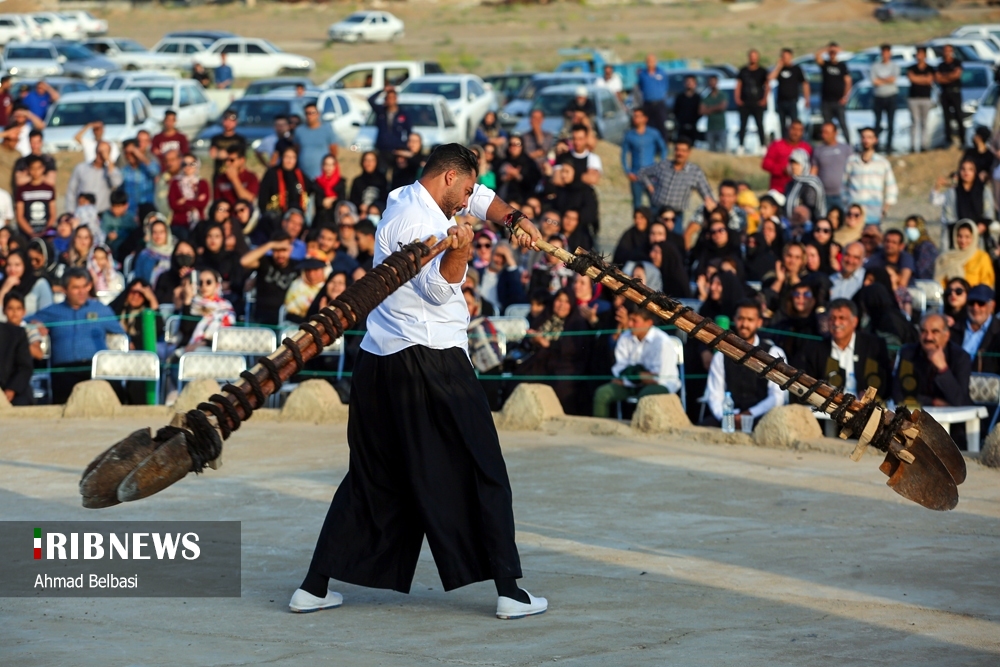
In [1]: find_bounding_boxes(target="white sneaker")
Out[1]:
[288,588,344,613]
[496,591,547,619]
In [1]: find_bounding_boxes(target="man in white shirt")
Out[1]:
[0,187,13,229]
[74,120,120,164]
[592,304,680,418]
[829,241,866,300]
[600,64,624,99]
[705,301,786,428]
[291,144,548,621]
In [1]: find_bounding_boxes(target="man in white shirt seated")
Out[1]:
[703,300,787,429]
[593,303,681,418]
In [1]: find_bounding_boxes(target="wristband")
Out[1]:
[501,210,526,234]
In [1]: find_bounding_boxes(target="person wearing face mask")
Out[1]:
[934,219,995,288]
[154,241,197,308]
[903,214,939,281]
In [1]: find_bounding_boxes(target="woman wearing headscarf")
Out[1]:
[133,214,176,285]
[520,288,592,415]
[744,231,779,283]
[698,270,745,323]
[834,203,865,247]
[784,148,827,223]
[197,222,244,313]
[87,244,124,296]
[110,277,163,345]
[391,132,425,192]
[179,268,236,353]
[313,154,346,229]
[612,207,653,266]
[932,159,996,249]
[304,269,362,381]
[649,240,691,298]
[934,219,995,288]
[470,144,497,189]
[59,225,95,272]
[944,277,970,329]
[26,237,59,292]
[622,260,663,292]
[904,214,939,281]
[167,153,210,242]
[154,240,197,308]
[0,249,52,315]
[770,277,823,362]
[691,209,744,278]
[259,145,314,222]
[349,151,388,210]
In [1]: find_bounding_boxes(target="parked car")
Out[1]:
[483,72,536,107]
[264,88,370,146]
[244,77,319,96]
[693,78,783,155]
[967,83,998,144]
[162,30,235,46]
[83,38,190,72]
[952,24,1000,45]
[41,90,159,154]
[93,70,182,91]
[321,60,444,97]
[350,93,464,153]
[511,83,631,144]
[192,38,314,79]
[844,80,943,153]
[327,11,404,43]
[927,43,992,65]
[926,38,1000,66]
[957,62,994,119]
[499,72,600,130]
[846,45,936,68]
[662,68,731,109]
[399,74,496,143]
[0,14,32,46]
[12,77,91,99]
[152,37,213,60]
[58,10,108,37]
[874,2,941,22]
[28,12,85,41]
[3,42,64,78]
[123,78,217,135]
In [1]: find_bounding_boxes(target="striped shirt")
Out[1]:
[638,160,713,213]
[843,153,897,224]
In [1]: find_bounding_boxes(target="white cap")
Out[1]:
[575,86,588,98]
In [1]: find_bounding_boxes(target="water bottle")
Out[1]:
[722,392,736,434]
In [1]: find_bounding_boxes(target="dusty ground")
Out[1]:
[1,417,998,665]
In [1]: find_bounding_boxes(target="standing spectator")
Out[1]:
[215,53,234,90]
[553,125,602,237]
[620,108,667,209]
[815,42,852,139]
[167,153,209,240]
[0,76,12,127]
[368,87,411,171]
[830,241,867,300]
[31,268,125,403]
[894,313,971,409]
[704,301,786,428]
[14,155,55,237]
[907,47,936,153]
[295,102,339,180]
[74,120,120,165]
[636,54,670,143]
[151,110,189,170]
[240,232,299,325]
[935,220,995,289]
[120,138,160,222]
[213,149,259,208]
[672,75,702,142]
[498,136,541,205]
[259,145,312,221]
[638,136,716,229]
[870,44,901,154]
[601,64,624,99]
[592,303,681,418]
[154,149,180,224]
[22,81,58,120]
[349,151,388,211]
[64,141,122,213]
[866,229,914,287]
[811,122,852,211]
[761,119,811,193]
[101,190,138,262]
[522,109,555,172]
[0,293,33,405]
[191,63,212,89]
[256,115,294,167]
[314,154,346,228]
[700,75,729,153]
[935,45,965,149]
[844,127,897,225]
[963,127,994,181]
[950,284,1000,373]
[904,215,939,281]
[735,49,769,153]
[390,132,425,192]
[768,48,809,138]
[209,109,247,179]
[784,149,826,223]
[13,130,56,188]
[931,160,995,247]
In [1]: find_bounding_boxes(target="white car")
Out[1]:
[3,42,63,78]
[264,88,370,146]
[350,93,463,153]
[58,10,108,37]
[84,38,190,72]
[926,37,1000,65]
[192,38,314,79]
[0,15,32,45]
[398,74,495,143]
[152,37,213,58]
[41,90,160,154]
[123,78,217,136]
[693,78,787,155]
[968,83,998,143]
[94,70,182,91]
[28,12,85,41]
[843,80,943,154]
[321,60,443,98]
[327,11,404,43]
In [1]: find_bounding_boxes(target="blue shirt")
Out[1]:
[620,127,667,175]
[23,91,53,120]
[637,68,668,103]
[963,320,988,360]
[121,159,160,217]
[294,123,339,180]
[215,65,233,86]
[31,300,124,365]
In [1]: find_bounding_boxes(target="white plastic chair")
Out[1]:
[504,303,531,319]
[489,316,530,345]
[177,352,247,392]
[91,350,160,404]
[105,332,130,352]
[212,327,277,356]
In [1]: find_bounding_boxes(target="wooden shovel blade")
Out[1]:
[910,409,967,485]
[879,437,959,511]
[79,428,159,509]
[116,430,193,503]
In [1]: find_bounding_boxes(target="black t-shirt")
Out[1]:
[937,60,962,96]
[820,61,849,102]
[673,91,702,125]
[256,255,300,312]
[737,66,768,107]
[210,132,248,177]
[16,182,55,235]
[776,65,806,102]
[907,63,935,99]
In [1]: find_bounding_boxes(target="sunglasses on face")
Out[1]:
[199,280,215,287]
[660,216,675,222]
[848,212,862,218]
[183,161,197,167]
[815,227,831,234]
[475,242,492,249]
[946,288,965,296]
[541,217,560,225]
[793,290,813,299]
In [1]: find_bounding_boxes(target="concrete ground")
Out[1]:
[1,417,998,666]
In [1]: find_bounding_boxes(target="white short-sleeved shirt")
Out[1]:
[361,181,495,357]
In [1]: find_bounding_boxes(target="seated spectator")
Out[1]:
[860,224,882,259]
[100,190,138,263]
[771,279,823,361]
[951,284,1000,374]
[470,144,496,189]
[0,293,33,405]
[560,208,593,252]
[932,160,995,249]
[592,303,680,418]
[865,228,914,287]
[259,145,314,222]
[31,268,125,403]
[745,228,780,283]
[233,198,259,240]
[625,261,662,292]
[763,242,807,310]
[73,193,101,245]
[553,125,602,238]
[0,249,52,316]
[474,111,508,156]
[833,203,865,247]
[110,278,160,345]
[793,298,891,402]
[59,225,95,274]
[698,270,745,323]
[784,148,826,223]
[855,281,917,355]
[88,244,124,297]
[475,241,526,316]
[389,132,425,193]
[307,270,351,318]
[829,241,866,300]
[943,277,970,329]
[704,301,787,428]
[26,238,59,293]
[528,235,575,296]
[498,135,540,205]
[240,232,299,325]
[349,151,388,211]
[648,239,690,299]
[133,214,176,285]
[283,258,327,323]
[51,213,75,257]
[179,268,235,352]
[354,219,375,273]
[313,154,346,229]
[3,292,44,360]
[691,212,744,278]
[934,219,995,289]
[154,241,196,309]
[213,148,259,208]
[904,215,938,281]
[894,313,972,409]
[197,223,244,310]
[613,207,653,266]
[168,154,210,241]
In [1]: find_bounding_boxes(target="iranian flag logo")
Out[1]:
[34,527,41,559]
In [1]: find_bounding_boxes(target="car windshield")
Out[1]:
[116,39,147,53]
[517,76,588,101]
[56,43,97,61]
[963,67,990,88]
[49,101,127,126]
[7,47,53,60]
[245,80,308,95]
[532,92,577,117]
[225,99,308,126]
[366,102,437,127]
[130,85,175,106]
[982,84,1000,107]
[343,14,368,23]
[401,80,461,100]
[846,86,911,111]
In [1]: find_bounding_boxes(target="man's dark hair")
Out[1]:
[422,143,479,178]
[28,129,42,140]
[916,45,927,54]
[570,124,588,135]
[860,126,877,136]
[759,195,778,208]
[880,43,891,52]
[164,109,177,118]
[123,138,137,150]
[735,300,762,319]
[110,189,129,206]
[303,102,318,111]
[355,219,376,237]
[674,136,693,148]
[78,192,96,205]
[3,291,25,309]
[625,301,655,320]
[63,267,93,288]
[828,298,858,318]
[24,155,43,170]
[270,230,292,243]
[884,229,905,244]
[274,114,288,122]
[529,289,550,305]
[781,47,793,56]
[719,179,737,194]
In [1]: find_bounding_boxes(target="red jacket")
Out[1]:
[761,139,812,193]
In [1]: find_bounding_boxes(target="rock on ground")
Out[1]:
[62,380,121,419]
[982,424,1000,468]
[280,379,349,424]
[752,404,822,450]
[494,383,565,431]
[631,393,691,434]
